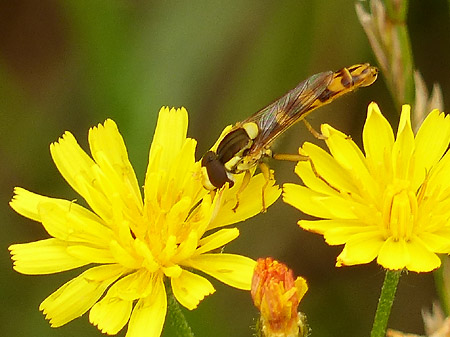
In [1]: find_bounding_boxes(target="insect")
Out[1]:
[201,63,378,200]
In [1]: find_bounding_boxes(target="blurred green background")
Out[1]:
[1,1,450,336]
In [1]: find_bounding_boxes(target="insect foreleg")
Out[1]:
[231,170,252,212]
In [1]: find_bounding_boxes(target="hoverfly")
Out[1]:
[201,63,378,203]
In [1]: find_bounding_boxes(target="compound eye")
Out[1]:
[201,151,217,166]
[201,151,234,189]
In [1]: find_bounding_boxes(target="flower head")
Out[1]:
[283,102,450,272]
[251,257,308,337]
[9,107,280,337]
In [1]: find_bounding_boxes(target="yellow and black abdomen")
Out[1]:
[309,63,378,110]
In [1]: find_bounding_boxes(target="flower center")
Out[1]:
[382,180,417,241]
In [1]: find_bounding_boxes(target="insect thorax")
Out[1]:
[217,122,263,173]
[201,122,264,189]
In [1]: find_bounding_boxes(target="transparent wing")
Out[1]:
[242,71,333,153]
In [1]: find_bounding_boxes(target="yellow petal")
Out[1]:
[38,201,113,244]
[89,270,154,334]
[322,124,379,200]
[9,187,47,222]
[392,105,415,181]
[165,196,195,237]
[295,276,308,302]
[112,270,155,301]
[298,219,335,235]
[172,231,198,263]
[405,237,441,272]
[10,187,101,224]
[414,109,450,171]
[186,253,256,290]
[88,119,144,216]
[299,219,379,245]
[413,109,450,190]
[126,277,167,337]
[378,236,442,272]
[66,245,115,264]
[40,264,124,327]
[325,227,380,246]
[362,102,394,178]
[299,142,359,195]
[111,240,145,270]
[10,188,115,252]
[377,237,409,270]
[171,269,215,310]
[89,294,132,335]
[419,231,450,253]
[163,265,183,278]
[426,148,450,198]
[9,238,87,274]
[50,132,113,221]
[283,184,358,219]
[144,138,201,223]
[196,228,240,255]
[207,172,281,230]
[147,107,189,175]
[336,232,384,266]
[294,160,338,196]
[50,131,95,197]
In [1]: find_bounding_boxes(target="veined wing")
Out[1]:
[242,71,334,154]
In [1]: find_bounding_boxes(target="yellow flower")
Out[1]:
[9,107,281,337]
[283,102,450,272]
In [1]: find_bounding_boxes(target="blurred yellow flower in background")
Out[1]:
[284,102,450,272]
[9,107,280,337]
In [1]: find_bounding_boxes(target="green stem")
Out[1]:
[166,284,195,337]
[394,22,415,107]
[370,270,401,337]
[385,0,408,22]
[384,0,415,109]
[434,257,450,316]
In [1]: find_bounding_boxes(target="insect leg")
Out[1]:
[185,190,217,221]
[272,153,309,161]
[308,158,341,193]
[258,162,273,212]
[302,118,327,140]
[231,170,252,212]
